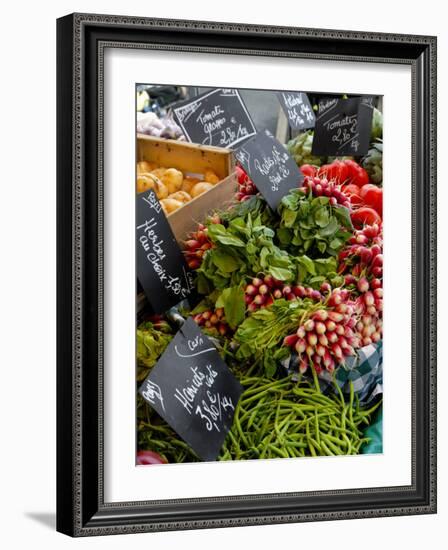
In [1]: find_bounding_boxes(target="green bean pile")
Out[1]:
[137,375,381,463]
[220,375,381,460]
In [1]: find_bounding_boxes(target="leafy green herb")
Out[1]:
[277,189,352,258]
[136,321,173,381]
[216,286,246,330]
[197,213,296,291]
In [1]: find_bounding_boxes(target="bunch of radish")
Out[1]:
[244,276,325,313]
[339,223,383,279]
[352,277,383,347]
[300,175,351,209]
[183,215,221,270]
[282,288,359,375]
[193,308,231,336]
[235,165,258,202]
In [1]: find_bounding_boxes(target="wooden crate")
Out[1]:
[168,173,236,241]
[137,134,237,242]
[137,134,234,180]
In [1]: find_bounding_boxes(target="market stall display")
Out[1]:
[135,89,384,465]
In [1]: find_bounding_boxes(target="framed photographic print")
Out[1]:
[56,13,437,537]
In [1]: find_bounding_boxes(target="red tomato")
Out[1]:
[343,160,369,187]
[351,207,382,228]
[342,183,364,207]
[342,183,360,195]
[300,164,317,178]
[235,165,248,185]
[136,450,167,465]
[360,184,383,217]
[318,160,349,184]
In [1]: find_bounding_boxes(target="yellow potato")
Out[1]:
[204,169,220,185]
[169,191,191,203]
[137,160,158,174]
[161,168,184,194]
[191,181,213,198]
[181,176,200,194]
[150,168,167,179]
[160,198,183,215]
[136,174,168,199]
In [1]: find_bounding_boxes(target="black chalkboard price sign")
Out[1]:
[311,97,374,156]
[139,317,243,461]
[234,130,304,210]
[277,91,315,130]
[172,88,257,148]
[136,190,194,314]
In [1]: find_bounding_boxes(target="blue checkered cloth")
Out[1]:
[320,341,383,406]
[281,341,383,406]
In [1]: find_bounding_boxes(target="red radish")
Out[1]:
[319,334,329,346]
[245,284,257,296]
[371,278,382,289]
[320,282,332,294]
[293,285,305,297]
[253,294,266,306]
[315,321,326,334]
[345,274,356,285]
[308,333,318,346]
[328,311,344,322]
[372,254,383,267]
[304,319,315,332]
[136,450,167,465]
[185,239,200,249]
[273,289,283,299]
[314,309,328,321]
[299,359,309,373]
[362,314,372,326]
[247,303,258,313]
[297,326,306,338]
[284,334,298,347]
[339,336,349,349]
[316,344,326,357]
[310,290,322,301]
[295,338,307,354]
[371,244,382,257]
[252,277,263,287]
[331,344,343,359]
[357,277,370,293]
[326,320,336,332]
[258,284,269,295]
[187,259,201,270]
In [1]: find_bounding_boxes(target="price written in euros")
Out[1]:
[195,391,235,433]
